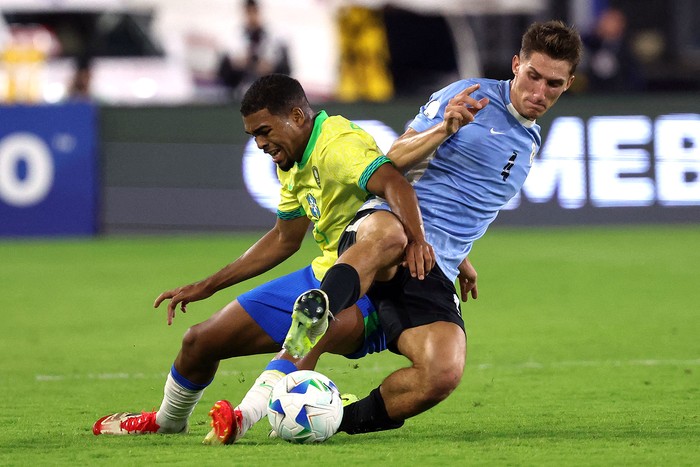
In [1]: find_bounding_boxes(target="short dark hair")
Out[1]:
[520,20,583,74]
[240,74,311,117]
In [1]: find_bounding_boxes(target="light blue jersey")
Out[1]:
[411,78,541,280]
[364,79,541,281]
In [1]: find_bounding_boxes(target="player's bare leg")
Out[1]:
[338,321,465,434]
[381,322,466,418]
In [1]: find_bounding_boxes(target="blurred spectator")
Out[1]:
[0,25,46,103]
[67,54,93,101]
[217,0,290,99]
[581,7,644,93]
[336,6,393,102]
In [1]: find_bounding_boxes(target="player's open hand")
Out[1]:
[457,257,478,301]
[154,282,212,325]
[403,239,435,280]
[444,84,490,135]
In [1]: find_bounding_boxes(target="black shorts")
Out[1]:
[339,208,465,354]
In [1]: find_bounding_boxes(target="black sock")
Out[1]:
[320,263,361,315]
[338,387,404,435]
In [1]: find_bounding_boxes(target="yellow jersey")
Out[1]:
[277,111,391,280]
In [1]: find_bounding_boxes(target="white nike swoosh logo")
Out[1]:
[490,128,506,135]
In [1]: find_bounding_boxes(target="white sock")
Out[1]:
[237,368,289,435]
[156,372,205,433]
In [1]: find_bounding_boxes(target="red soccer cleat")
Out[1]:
[202,400,243,445]
[92,411,160,435]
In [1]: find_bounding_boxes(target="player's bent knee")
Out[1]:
[410,342,465,404]
[381,228,408,256]
[423,365,463,403]
[360,213,407,256]
[180,324,211,361]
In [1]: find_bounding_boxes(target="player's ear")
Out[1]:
[564,74,576,92]
[512,54,520,76]
[290,107,306,127]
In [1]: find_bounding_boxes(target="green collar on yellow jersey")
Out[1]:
[298,110,328,169]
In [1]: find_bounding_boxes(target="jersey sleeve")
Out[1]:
[276,174,306,220]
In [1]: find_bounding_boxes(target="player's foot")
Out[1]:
[269,393,357,438]
[202,400,243,445]
[92,411,160,435]
[283,289,331,358]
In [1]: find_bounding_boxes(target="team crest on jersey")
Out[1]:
[306,193,321,219]
[312,166,321,188]
[529,142,537,165]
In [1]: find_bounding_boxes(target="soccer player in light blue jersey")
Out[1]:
[292,20,583,435]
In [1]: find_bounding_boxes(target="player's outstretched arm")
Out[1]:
[388,84,489,172]
[154,216,311,325]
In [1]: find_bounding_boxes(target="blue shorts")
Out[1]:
[238,265,386,359]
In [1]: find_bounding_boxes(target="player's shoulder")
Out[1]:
[319,114,375,148]
[428,78,503,102]
[321,114,360,134]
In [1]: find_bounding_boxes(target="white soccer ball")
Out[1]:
[267,370,343,443]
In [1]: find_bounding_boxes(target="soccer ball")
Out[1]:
[267,370,343,443]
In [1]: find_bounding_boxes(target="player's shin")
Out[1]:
[236,359,298,435]
[338,386,404,435]
[156,365,211,433]
[321,263,361,315]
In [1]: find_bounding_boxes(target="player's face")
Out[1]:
[510,51,575,120]
[243,108,307,171]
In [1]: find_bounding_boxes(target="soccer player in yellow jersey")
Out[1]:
[92,74,433,439]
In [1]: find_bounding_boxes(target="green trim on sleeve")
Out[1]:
[277,206,306,220]
[358,155,393,191]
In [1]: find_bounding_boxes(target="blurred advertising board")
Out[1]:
[99,94,700,233]
[0,103,98,236]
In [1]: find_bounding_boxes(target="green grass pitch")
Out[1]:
[1,225,699,466]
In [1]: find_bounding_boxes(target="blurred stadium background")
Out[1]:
[2,2,699,463]
[1,0,698,237]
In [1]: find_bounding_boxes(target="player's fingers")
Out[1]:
[461,95,485,110]
[405,246,421,279]
[468,97,490,116]
[454,83,480,99]
[416,245,431,280]
[153,291,170,308]
[426,244,436,271]
[415,255,426,280]
[451,85,483,109]
[167,296,181,325]
[471,285,478,300]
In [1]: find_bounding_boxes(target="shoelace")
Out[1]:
[121,412,157,433]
